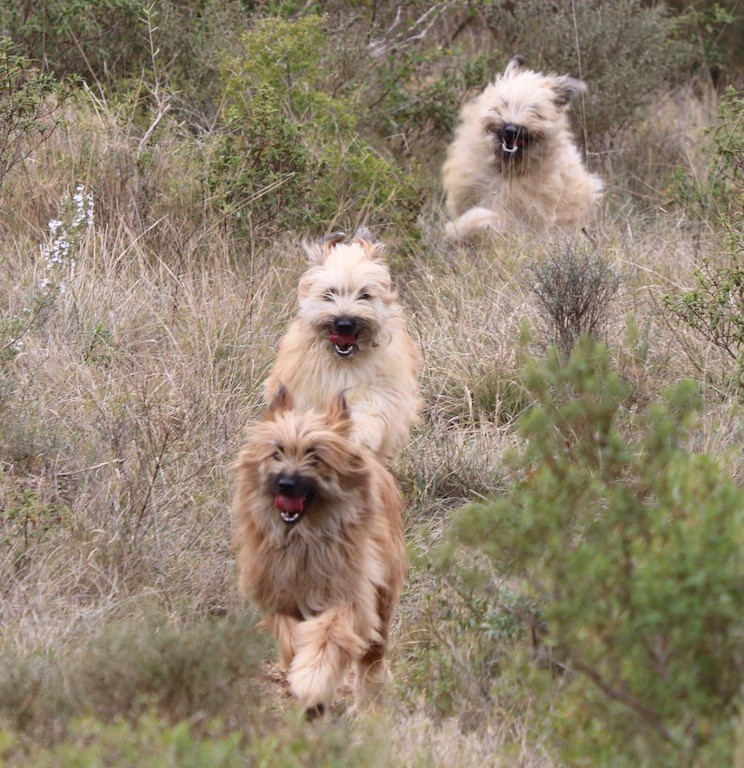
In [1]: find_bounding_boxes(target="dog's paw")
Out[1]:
[352,659,393,713]
[305,702,327,721]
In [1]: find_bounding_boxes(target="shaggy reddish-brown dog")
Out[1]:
[231,387,407,715]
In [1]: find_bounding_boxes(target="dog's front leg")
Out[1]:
[348,399,386,458]
[287,605,365,712]
[446,206,507,240]
[260,613,299,670]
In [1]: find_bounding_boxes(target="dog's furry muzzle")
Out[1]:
[322,317,375,359]
[498,124,531,162]
[271,473,317,525]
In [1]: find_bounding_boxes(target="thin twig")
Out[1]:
[56,459,125,478]
[570,657,676,743]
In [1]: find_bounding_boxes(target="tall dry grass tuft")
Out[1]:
[1,200,303,649]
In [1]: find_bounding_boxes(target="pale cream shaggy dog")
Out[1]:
[265,230,421,466]
[442,56,603,240]
[231,388,407,715]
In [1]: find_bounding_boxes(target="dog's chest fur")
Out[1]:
[253,514,375,619]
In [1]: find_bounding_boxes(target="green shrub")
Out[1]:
[451,339,744,766]
[0,713,245,768]
[1,709,393,768]
[374,45,504,152]
[668,0,743,77]
[0,611,268,741]
[209,14,423,243]
[0,38,73,189]
[663,238,743,392]
[0,489,69,574]
[671,86,743,222]
[1,0,146,81]
[665,88,743,390]
[401,556,534,729]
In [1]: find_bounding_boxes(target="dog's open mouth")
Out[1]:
[328,332,358,358]
[501,135,528,158]
[495,123,531,161]
[275,491,314,525]
[502,138,526,154]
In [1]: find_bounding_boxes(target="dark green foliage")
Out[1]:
[0,709,390,767]
[668,0,744,76]
[665,88,743,389]
[664,239,743,390]
[452,339,744,766]
[0,489,69,570]
[0,0,146,80]
[0,715,245,768]
[0,611,268,740]
[374,46,504,151]
[671,86,743,221]
[401,559,535,727]
[208,14,423,242]
[0,38,72,188]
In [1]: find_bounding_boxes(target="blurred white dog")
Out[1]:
[442,56,603,240]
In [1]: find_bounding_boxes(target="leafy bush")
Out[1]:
[671,86,743,222]
[209,14,423,243]
[665,88,743,389]
[0,710,393,768]
[0,38,72,189]
[663,239,743,391]
[401,557,535,729]
[668,0,744,77]
[0,611,268,740]
[0,714,245,768]
[374,45,504,152]
[451,339,744,766]
[1,0,146,81]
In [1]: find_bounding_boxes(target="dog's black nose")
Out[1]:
[277,477,296,494]
[333,317,357,335]
[502,124,520,139]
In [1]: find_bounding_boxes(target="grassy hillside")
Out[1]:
[0,2,742,765]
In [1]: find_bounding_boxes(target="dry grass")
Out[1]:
[0,79,741,765]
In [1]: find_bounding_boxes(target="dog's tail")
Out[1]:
[287,606,366,709]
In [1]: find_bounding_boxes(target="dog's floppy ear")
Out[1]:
[504,54,526,77]
[553,75,588,107]
[267,384,293,417]
[303,232,346,266]
[326,390,352,434]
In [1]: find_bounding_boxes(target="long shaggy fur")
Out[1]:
[264,230,421,466]
[442,56,603,240]
[231,389,407,712]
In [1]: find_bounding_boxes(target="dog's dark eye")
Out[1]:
[324,290,336,302]
[272,449,282,461]
[358,292,371,301]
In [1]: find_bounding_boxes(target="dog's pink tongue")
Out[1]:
[329,333,356,346]
[275,495,304,513]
